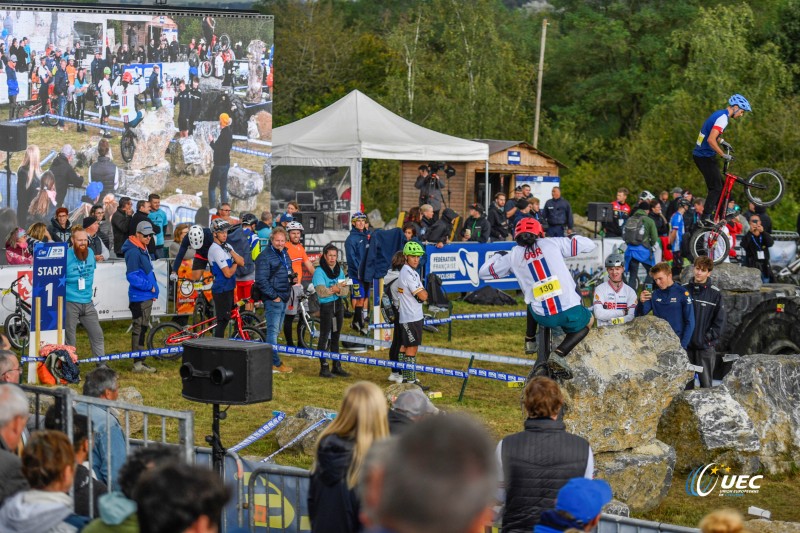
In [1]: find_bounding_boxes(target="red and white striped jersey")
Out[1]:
[480,236,596,316]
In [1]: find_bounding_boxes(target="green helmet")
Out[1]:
[403,241,425,256]
[103,67,111,75]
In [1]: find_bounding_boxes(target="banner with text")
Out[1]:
[27,242,67,382]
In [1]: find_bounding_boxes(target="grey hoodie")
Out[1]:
[0,490,76,533]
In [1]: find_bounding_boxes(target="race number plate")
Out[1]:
[532,276,563,302]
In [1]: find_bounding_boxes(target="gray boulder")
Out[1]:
[126,106,178,171]
[114,387,144,434]
[76,135,103,168]
[561,315,693,452]
[657,388,760,473]
[593,440,676,513]
[231,195,258,213]
[170,137,210,176]
[246,40,266,104]
[119,162,170,196]
[723,354,800,473]
[273,406,337,456]
[679,262,761,291]
[229,165,264,200]
[162,193,202,209]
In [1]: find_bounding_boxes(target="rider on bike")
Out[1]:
[112,71,144,130]
[693,94,751,224]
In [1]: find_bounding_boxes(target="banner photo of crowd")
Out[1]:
[0,6,273,265]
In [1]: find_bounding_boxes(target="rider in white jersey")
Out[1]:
[592,252,638,328]
[112,71,143,128]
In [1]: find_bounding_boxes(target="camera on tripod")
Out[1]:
[428,162,456,179]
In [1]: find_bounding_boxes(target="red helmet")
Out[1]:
[515,217,544,238]
[122,71,133,83]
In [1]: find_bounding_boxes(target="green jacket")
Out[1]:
[631,209,659,248]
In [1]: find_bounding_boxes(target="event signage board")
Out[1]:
[508,150,521,165]
[515,175,560,206]
[27,242,67,382]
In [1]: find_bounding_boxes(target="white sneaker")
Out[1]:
[388,372,403,383]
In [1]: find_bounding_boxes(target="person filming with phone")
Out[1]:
[635,262,695,350]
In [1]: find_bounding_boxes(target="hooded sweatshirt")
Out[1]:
[308,433,361,533]
[0,490,80,533]
[122,237,159,303]
[82,491,139,533]
[49,216,72,243]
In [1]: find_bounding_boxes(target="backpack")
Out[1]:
[622,215,646,246]
[381,278,399,323]
[425,273,450,309]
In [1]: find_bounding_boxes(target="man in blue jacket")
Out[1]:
[65,228,105,362]
[543,187,573,237]
[635,262,695,350]
[5,55,18,120]
[122,221,159,373]
[345,212,370,335]
[254,227,293,374]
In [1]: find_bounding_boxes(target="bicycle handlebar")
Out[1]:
[719,139,734,153]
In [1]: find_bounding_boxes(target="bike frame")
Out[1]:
[3,277,32,316]
[712,154,740,225]
[164,299,253,345]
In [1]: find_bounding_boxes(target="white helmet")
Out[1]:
[188,225,205,249]
[639,190,655,202]
[286,221,304,232]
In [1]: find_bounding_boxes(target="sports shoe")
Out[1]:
[524,340,537,355]
[273,363,293,374]
[133,361,157,374]
[546,352,573,380]
[388,372,403,383]
[404,378,430,392]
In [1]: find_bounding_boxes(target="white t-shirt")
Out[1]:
[592,280,638,327]
[99,78,112,107]
[479,236,596,317]
[113,81,140,123]
[208,242,232,273]
[162,86,175,107]
[398,264,424,324]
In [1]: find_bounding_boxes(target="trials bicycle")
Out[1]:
[2,276,31,351]
[688,140,784,264]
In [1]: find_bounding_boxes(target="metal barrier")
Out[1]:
[194,446,247,530]
[247,463,311,533]
[598,514,699,533]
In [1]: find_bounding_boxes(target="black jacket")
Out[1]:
[463,214,491,243]
[649,211,670,237]
[414,173,444,211]
[501,418,590,533]
[111,210,131,256]
[255,244,292,302]
[0,436,29,508]
[211,126,233,166]
[489,202,509,240]
[543,197,573,229]
[742,230,774,278]
[49,216,72,243]
[50,154,83,207]
[425,208,458,244]
[308,434,361,533]
[686,281,726,350]
[16,166,39,228]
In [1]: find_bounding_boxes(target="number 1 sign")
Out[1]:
[27,243,67,383]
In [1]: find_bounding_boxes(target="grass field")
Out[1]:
[29,297,799,528]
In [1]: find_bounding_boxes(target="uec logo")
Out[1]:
[686,463,763,497]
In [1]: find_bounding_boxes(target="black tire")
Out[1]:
[121,129,135,163]
[230,326,264,343]
[239,311,261,328]
[200,61,213,78]
[45,110,59,127]
[745,168,785,208]
[218,34,231,51]
[4,313,29,350]
[192,298,215,328]
[298,317,321,349]
[688,228,730,265]
[147,322,186,357]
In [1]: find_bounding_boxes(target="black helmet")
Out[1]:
[241,213,258,226]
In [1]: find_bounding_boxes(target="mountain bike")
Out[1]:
[2,276,32,350]
[688,140,784,264]
[120,109,144,163]
[146,297,264,356]
[15,92,59,127]
[295,288,320,349]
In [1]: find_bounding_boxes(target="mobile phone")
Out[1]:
[644,283,653,292]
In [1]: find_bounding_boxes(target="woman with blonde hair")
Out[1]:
[16,145,43,227]
[27,221,53,244]
[699,509,750,533]
[170,223,191,259]
[308,381,390,533]
[27,171,57,226]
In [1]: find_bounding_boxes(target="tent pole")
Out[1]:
[484,160,489,213]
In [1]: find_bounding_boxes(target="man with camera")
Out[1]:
[208,218,245,338]
[414,164,445,222]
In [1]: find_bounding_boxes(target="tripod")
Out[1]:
[206,404,227,475]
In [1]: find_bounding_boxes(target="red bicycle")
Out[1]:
[688,140,784,264]
[146,298,264,358]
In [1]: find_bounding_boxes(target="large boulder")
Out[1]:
[76,135,103,168]
[163,193,202,209]
[170,137,210,176]
[127,106,178,171]
[254,110,272,140]
[593,440,676,513]
[679,262,761,291]
[560,316,693,452]
[246,40,266,104]
[723,354,800,473]
[273,406,337,456]
[229,165,264,200]
[120,162,170,196]
[657,388,760,473]
[114,386,144,434]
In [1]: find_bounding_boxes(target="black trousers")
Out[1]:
[694,155,724,218]
[388,310,401,364]
[686,347,715,388]
[318,299,344,355]
[212,290,234,338]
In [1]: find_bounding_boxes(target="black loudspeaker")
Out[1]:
[294,212,324,234]
[0,122,27,153]
[180,338,272,405]
[319,187,339,201]
[587,202,615,223]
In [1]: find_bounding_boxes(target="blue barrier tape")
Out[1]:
[228,411,286,453]
[369,310,527,330]
[262,416,332,463]
[21,346,183,364]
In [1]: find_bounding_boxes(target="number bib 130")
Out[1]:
[532,276,563,302]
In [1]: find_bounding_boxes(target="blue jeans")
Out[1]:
[265,299,286,366]
[208,164,229,209]
[57,95,66,126]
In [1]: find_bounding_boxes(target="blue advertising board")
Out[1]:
[27,242,67,381]
[508,150,521,165]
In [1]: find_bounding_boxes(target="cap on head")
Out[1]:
[392,389,439,418]
[136,221,155,236]
[219,113,232,127]
[469,203,484,214]
[670,187,683,194]
[554,477,613,525]
[86,181,103,199]
[82,216,98,229]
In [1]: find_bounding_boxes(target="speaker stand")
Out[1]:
[205,403,227,475]
[5,151,10,209]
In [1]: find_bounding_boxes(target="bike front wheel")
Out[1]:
[4,313,29,350]
[218,33,231,51]
[745,168,785,207]
[200,61,213,78]
[298,317,321,349]
[230,326,264,343]
[121,129,135,163]
[689,228,730,265]
[147,322,191,355]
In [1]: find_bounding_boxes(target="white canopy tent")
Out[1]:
[272,90,490,214]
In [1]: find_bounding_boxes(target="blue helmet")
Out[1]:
[351,212,367,224]
[728,94,751,112]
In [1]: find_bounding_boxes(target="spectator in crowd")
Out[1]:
[686,256,726,389]
[649,198,669,238]
[208,113,233,208]
[405,206,422,236]
[122,221,159,374]
[0,350,20,383]
[636,262,695,350]
[397,241,428,388]
[43,408,108,518]
[83,216,109,261]
[698,509,750,533]
[90,202,112,253]
[161,78,175,109]
[489,192,510,241]
[388,388,439,435]
[604,187,630,237]
[623,199,658,291]
[148,64,161,108]
[504,186,524,222]
[112,197,133,257]
[215,202,239,225]
[313,243,350,378]
[417,204,436,244]
[463,203,491,243]
[534,477,613,533]
[543,187,573,237]
[257,211,273,243]
[669,198,690,276]
[169,35,179,63]
[423,207,458,248]
[128,200,160,258]
[74,40,85,62]
[83,444,181,533]
[0,384,29,507]
[16,145,43,228]
[369,413,496,533]
[50,145,83,208]
[255,227,293,374]
[497,377,593,532]
[592,252,637,328]
[5,54,18,120]
[283,221,315,346]
[26,171,57,226]
[742,213,774,283]
[170,223,190,260]
[511,197,535,232]
[5,227,33,265]
[17,38,29,73]
[75,367,127,489]
[346,212,371,335]
[134,462,230,533]
[147,194,168,259]
[54,57,69,131]
[207,218,244,338]
[66,228,106,362]
[0,430,90,532]
[665,187,683,219]
[37,55,52,126]
[309,381,389,533]
[90,50,104,84]
[744,203,772,234]
[414,164,444,221]
[27,222,52,244]
[89,139,119,199]
[658,190,669,212]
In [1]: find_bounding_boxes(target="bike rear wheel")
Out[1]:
[4,313,29,350]
[121,129,136,163]
[745,168,785,207]
[45,109,60,127]
[218,34,231,51]
[200,61,213,78]
[689,228,731,265]
[298,317,321,349]
[230,326,264,342]
[192,298,215,329]
[147,322,188,356]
